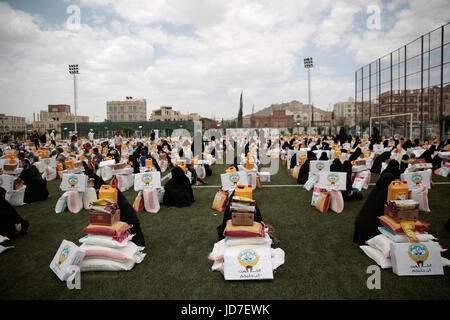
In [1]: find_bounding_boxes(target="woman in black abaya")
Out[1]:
[0,187,29,239]
[349,147,363,161]
[297,151,317,184]
[163,166,195,208]
[370,151,391,174]
[383,159,401,180]
[19,159,49,203]
[353,172,395,245]
[342,160,363,201]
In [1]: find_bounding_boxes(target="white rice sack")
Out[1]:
[352,171,369,191]
[5,186,26,207]
[409,183,431,212]
[55,191,69,214]
[360,245,392,269]
[79,234,134,248]
[116,173,134,192]
[156,187,165,204]
[366,234,394,258]
[100,166,113,181]
[0,235,10,244]
[142,188,160,213]
[80,242,146,272]
[67,191,84,214]
[44,165,57,181]
[438,167,450,178]
[195,165,206,180]
[329,189,344,214]
[82,187,97,210]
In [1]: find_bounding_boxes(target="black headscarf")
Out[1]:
[370,151,391,174]
[163,167,195,207]
[353,172,395,245]
[18,162,49,203]
[418,150,433,163]
[349,147,362,161]
[330,159,343,172]
[297,151,317,184]
[319,152,329,160]
[383,159,401,180]
[400,154,410,174]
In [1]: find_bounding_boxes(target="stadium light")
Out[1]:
[68,64,79,135]
[303,57,313,134]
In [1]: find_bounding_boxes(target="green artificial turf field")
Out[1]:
[1,161,449,300]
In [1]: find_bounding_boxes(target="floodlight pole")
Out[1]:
[69,64,79,135]
[304,57,313,135]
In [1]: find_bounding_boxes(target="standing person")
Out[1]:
[32,130,40,150]
[88,129,95,144]
[114,131,123,158]
[150,130,155,142]
[50,130,56,146]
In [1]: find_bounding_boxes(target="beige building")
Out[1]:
[33,104,89,133]
[333,98,356,126]
[0,114,27,133]
[292,108,332,126]
[107,97,147,122]
[150,106,200,122]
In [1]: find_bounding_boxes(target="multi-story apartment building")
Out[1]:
[150,106,200,122]
[107,97,147,122]
[32,104,89,133]
[0,114,27,134]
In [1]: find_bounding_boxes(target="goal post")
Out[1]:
[369,113,413,140]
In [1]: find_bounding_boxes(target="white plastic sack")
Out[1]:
[100,166,113,181]
[82,187,97,210]
[55,191,69,214]
[303,174,318,191]
[195,165,206,180]
[352,171,370,191]
[67,191,84,214]
[79,234,134,248]
[5,186,26,207]
[360,245,392,269]
[329,189,344,214]
[438,167,450,178]
[409,183,431,212]
[44,165,57,181]
[142,188,160,213]
[116,174,134,192]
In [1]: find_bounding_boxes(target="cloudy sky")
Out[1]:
[0,0,448,123]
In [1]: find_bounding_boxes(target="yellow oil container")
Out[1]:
[387,180,409,201]
[235,185,252,200]
[145,158,153,168]
[99,185,118,204]
[65,158,75,170]
[226,166,237,173]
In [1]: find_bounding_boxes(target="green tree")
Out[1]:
[237,91,243,128]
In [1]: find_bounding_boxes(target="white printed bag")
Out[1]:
[142,188,160,213]
[116,174,134,192]
[55,191,69,214]
[329,189,344,214]
[409,183,430,212]
[82,188,98,210]
[45,165,57,181]
[311,186,321,207]
[67,191,84,214]
[304,173,318,191]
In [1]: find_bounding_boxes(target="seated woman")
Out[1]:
[342,160,363,201]
[353,172,395,245]
[187,164,207,185]
[370,151,391,174]
[382,159,401,180]
[0,187,29,239]
[163,166,195,208]
[297,151,317,184]
[19,159,49,203]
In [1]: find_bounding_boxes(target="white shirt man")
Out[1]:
[88,130,95,142]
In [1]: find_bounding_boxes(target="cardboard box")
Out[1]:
[384,206,419,223]
[3,164,18,171]
[390,242,444,276]
[89,210,120,226]
[231,211,254,226]
[49,240,86,281]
